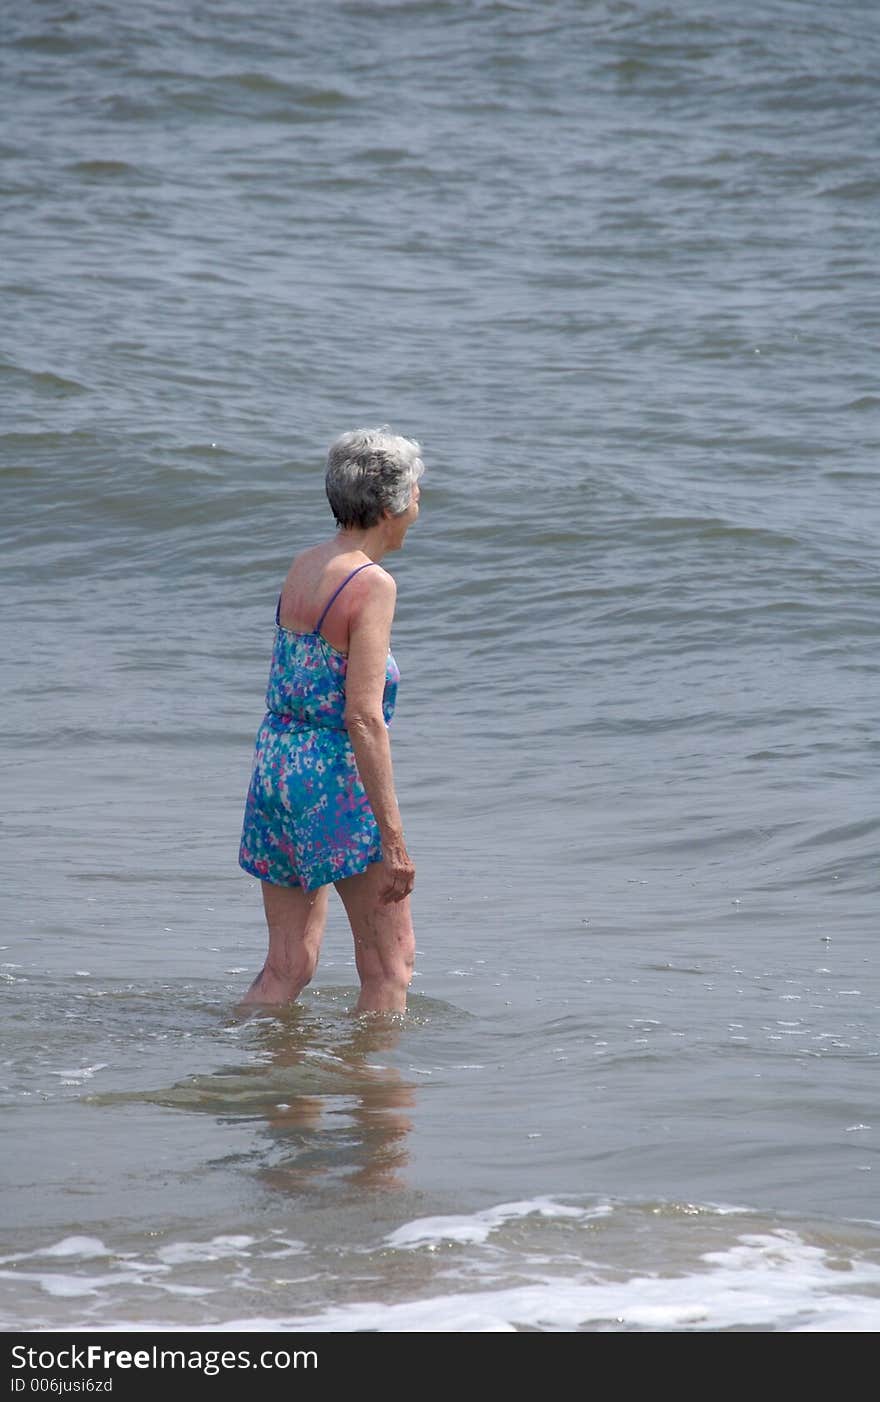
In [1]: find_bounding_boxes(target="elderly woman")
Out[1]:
[238,427,423,1013]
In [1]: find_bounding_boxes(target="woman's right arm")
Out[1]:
[344,571,415,904]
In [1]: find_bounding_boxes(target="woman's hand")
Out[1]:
[378,836,415,904]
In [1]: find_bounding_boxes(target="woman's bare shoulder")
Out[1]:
[360,563,396,608]
[348,565,396,634]
[368,562,396,592]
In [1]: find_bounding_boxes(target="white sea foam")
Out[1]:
[2,1215,879,1332]
[385,1197,596,1249]
[263,1240,308,1259]
[55,1064,109,1083]
[156,1234,256,1265]
[0,1269,123,1299]
[42,1236,110,1259]
[152,1282,214,1297]
[211,1230,880,1332]
[0,1236,111,1264]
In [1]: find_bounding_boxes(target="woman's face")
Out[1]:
[404,481,421,525]
[387,481,420,549]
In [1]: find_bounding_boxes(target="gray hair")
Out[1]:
[325,426,424,530]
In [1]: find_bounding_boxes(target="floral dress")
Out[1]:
[238,565,399,890]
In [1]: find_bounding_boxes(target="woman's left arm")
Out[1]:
[344,571,414,903]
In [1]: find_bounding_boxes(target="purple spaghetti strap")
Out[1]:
[314,562,376,633]
[275,594,281,626]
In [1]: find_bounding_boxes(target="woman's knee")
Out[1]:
[385,939,415,989]
[265,942,319,986]
[356,925,414,988]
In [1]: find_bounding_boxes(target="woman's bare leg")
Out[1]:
[335,862,415,1014]
[239,881,329,1006]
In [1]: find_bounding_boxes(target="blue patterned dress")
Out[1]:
[238,565,399,890]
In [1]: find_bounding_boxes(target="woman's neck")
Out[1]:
[335,524,390,562]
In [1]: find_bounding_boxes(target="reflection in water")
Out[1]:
[89,994,418,1195]
[248,1005,416,1195]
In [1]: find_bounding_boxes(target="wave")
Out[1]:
[2,1198,879,1332]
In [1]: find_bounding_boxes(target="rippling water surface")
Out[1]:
[1,0,879,1331]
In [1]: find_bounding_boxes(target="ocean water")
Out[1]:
[1,0,879,1332]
